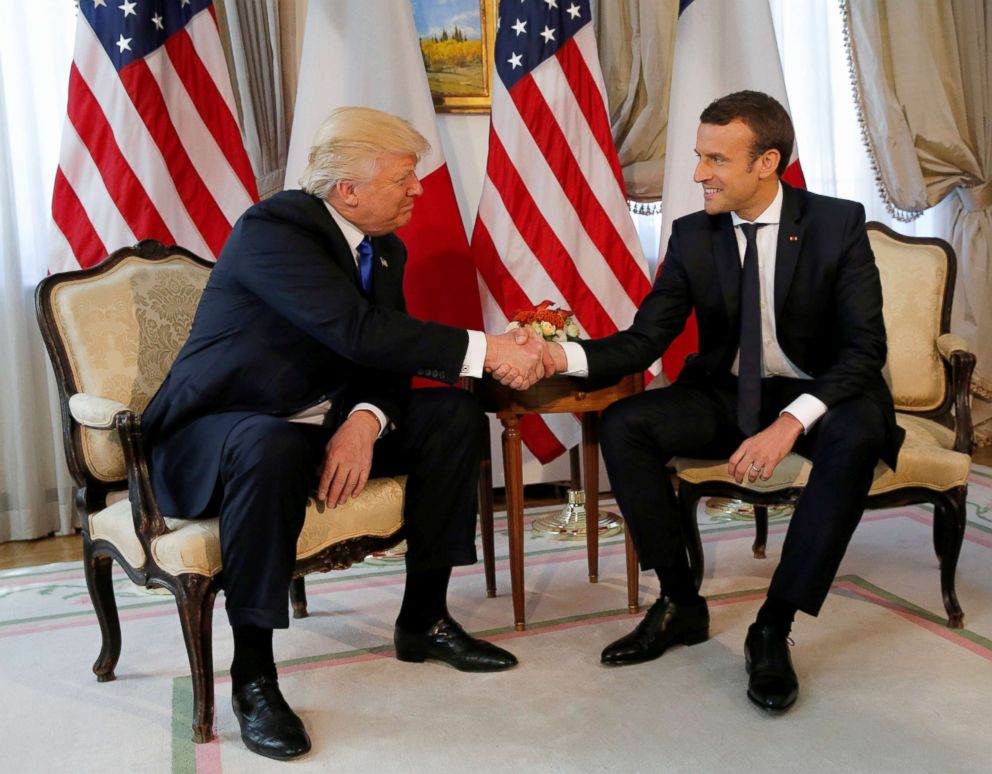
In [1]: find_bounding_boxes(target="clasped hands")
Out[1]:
[484,328,567,390]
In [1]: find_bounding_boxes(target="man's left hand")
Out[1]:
[728,413,804,483]
[318,410,380,507]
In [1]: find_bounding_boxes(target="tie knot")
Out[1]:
[739,222,760,242]
[358,236,373,258]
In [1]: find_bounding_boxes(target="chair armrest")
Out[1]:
[936,334,970,362]
[935,336,976,455]
[115,410,171,542]
[68,393,130,428]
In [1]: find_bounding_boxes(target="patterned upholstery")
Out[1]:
[45,255,209,482]
[872,227,949,411]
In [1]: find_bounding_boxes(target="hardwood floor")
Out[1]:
[3,447,991,571]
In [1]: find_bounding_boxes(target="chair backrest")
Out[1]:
[36,241,211,487]
[868,222,955,416]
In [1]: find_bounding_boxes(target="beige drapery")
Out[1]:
[590,0,679,204]
[215,0,305,198]
[844,0,992,442]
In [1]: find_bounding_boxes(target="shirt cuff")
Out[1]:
[461,330,487,378]
[349,403,388,439]
[559,342,589,377]
[780,393,828,433]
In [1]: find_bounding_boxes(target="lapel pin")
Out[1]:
[380,257,388,267]
[789,235,798,241]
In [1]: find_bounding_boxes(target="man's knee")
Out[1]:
[815,398,886,460]
[601,393,652,455]
[411,388,484,444]
[222,417,317,479]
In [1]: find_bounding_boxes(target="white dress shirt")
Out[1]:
[558,183,827,433]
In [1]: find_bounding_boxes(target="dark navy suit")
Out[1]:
[583,183,904,615]
[143,190,484,628]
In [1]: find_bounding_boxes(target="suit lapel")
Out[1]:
[712,214,741,324]
[774,183,805,320]
[370,236,402,307]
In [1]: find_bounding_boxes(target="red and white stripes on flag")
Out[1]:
[471,0,651,463]
[50,0,257,274]
[657,0,806,379]
[283,0,483,334]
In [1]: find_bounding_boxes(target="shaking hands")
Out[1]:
[484,327,568,390]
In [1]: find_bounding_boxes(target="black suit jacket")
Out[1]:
[579,183,904,468]
[142,190,469,518]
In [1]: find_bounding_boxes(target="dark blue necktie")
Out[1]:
[737,222,763,436]
[357,236,374,293]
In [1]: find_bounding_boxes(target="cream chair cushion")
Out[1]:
[48,255,209,482]
[89,477,406,576]
[676,414,969,496]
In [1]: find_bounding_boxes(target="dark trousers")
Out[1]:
[216,388,484,629]
[600,377,886,616]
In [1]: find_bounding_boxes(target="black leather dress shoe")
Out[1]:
[394,616,518,672]
[600,595,709,666]
[231,675,311,760]
[744,623,799,711]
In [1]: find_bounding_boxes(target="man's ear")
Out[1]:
[334,179,359,206]
[758,149,781,180]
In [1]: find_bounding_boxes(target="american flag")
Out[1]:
[471,0,651,463]
[50,0,257,273]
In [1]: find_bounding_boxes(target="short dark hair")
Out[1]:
[699,90,794,177]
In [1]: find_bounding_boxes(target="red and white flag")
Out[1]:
[471,0,651,463]
[283,0,483,332]
[658,0,806,378]
[50,0,257,273]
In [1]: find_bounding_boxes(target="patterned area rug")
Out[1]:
[3,467,992,774]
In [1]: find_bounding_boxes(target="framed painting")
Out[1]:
[411,0,496,113]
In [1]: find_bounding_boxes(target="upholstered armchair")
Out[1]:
[36,241,407,743]
[676,223,975,628]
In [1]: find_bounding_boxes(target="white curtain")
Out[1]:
[0,1,77,541]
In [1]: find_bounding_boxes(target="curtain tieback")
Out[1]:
[957,180,992,213]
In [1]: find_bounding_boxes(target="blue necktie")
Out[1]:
[737,223,763,436]
[357,236,374,293]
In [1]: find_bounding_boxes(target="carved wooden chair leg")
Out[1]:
[678,484,706,590]
[176,574,218,744]
[935,487,967,628]
[83,540,122,683]
[290,576,309,619]
[752,505,769,559]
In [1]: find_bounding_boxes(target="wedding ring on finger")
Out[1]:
[749,463,764,474]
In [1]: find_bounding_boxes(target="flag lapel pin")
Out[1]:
[380,257,388,268]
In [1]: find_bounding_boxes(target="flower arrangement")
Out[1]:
[505,300,581,342]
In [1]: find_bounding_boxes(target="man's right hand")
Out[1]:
[543,341,567,376]
[484,328,546,389]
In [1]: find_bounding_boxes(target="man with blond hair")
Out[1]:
[143,107,541,760]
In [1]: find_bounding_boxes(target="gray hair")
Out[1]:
[299,107,431,198]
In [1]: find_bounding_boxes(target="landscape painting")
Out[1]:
[411,0,495,112]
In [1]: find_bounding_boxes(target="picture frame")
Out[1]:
[411,0,496,113]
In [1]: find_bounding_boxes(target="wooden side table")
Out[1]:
[474,374,642,630]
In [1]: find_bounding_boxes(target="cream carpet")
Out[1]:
[3,468,992,774]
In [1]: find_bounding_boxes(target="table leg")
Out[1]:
[625,525,639,613]
[477,420,497,598]
[582,412,599,583]
[501,415,526,631]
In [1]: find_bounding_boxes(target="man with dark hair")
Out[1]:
[545,90,902,711]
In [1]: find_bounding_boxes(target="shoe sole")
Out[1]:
[395,649,518,672]
[232,708,312,761]
[600,626,710,666]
